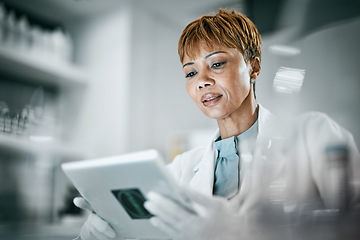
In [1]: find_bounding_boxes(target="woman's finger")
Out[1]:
[88,213,116,239]
[73,197,93,212]
[181,186,224,208]
[145,191,192,225]
[149,217,180,238]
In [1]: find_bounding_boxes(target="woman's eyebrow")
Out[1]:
[204,51,227,59]
[183,62,194,68]
[182,51,227,68]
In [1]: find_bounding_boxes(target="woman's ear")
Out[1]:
[250,57,261,80]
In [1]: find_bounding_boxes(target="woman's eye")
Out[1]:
[185,71,197,78]
[212,62,225,68]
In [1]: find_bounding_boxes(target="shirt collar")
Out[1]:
[214,119,259,157]
[215,119,259,144]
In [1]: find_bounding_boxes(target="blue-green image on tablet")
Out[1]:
[112,188,153,219]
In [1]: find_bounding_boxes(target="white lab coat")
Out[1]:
[167,105,360,216]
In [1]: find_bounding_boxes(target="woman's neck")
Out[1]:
[217,101,259,139]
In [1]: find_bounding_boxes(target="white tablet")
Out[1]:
[61,149,189,240]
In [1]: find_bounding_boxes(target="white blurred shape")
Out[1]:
[273,67,305,94]
[269,45,301,56]
[29,135,54,142]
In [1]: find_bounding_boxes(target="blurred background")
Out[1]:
[0,0,359,239]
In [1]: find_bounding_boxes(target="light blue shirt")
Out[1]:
[213,120,259,198]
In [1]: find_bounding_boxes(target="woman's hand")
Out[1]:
[144,187,244,240]
[73,197,116,240]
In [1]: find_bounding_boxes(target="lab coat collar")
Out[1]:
[189,130,219,195]
[257,104,274,139]
[189,104,274,196]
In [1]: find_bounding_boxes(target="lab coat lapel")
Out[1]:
[189,131,219,196]
[238,105,289,211]
[233,105,278,207]
[257,104,274,137]
[238,104,274,182]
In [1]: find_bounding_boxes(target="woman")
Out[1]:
[75,9,360,240]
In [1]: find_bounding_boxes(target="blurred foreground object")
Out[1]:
[253,112,360,240]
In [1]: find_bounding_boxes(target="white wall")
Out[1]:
[68,2,133,158]
[296,18,360,145]
[126,1,218,161]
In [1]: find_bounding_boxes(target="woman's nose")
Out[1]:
[198,82,212,89]
[197,74,214,89]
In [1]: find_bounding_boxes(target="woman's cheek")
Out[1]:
[186,81,196,101]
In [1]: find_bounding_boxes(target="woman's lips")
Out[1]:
[201,93,223,107]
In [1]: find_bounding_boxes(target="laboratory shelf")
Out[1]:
[0,133,85,159]
[0,46,88,89]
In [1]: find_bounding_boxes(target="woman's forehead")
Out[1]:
[182,42,241,63]
[185,41,222,57]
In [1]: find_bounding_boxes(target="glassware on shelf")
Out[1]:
[1,102,11,133]
[0,101,27,136]
[0,98,57,141]
[0,2,74,66]
[0,101,7,132]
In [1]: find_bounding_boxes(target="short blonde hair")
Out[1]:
[178,9,262,63]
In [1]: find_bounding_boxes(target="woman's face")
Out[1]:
[182,43,256,120]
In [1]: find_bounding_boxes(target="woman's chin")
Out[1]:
[201,109,228,120]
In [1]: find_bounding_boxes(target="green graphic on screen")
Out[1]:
[112,188,153,219]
